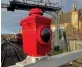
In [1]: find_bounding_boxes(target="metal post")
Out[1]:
[54,10,60,46]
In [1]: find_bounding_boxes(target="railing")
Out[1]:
[9,49,82,67]
[16,0,60,7]
[1,0,61,12]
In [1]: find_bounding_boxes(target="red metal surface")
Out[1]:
[20,8,52,57]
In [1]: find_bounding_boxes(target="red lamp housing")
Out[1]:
[20,8,52,57]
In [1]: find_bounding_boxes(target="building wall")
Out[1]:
[64,10,82,40]
[63,10,82,51]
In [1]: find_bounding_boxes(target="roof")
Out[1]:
[60,9,82,23]
[60,12,71,23]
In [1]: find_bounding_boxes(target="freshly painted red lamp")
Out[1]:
[20,8,52,57]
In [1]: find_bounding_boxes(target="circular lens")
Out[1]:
[41,28,51,42]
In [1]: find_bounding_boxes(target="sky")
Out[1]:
[1,0,82,34]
